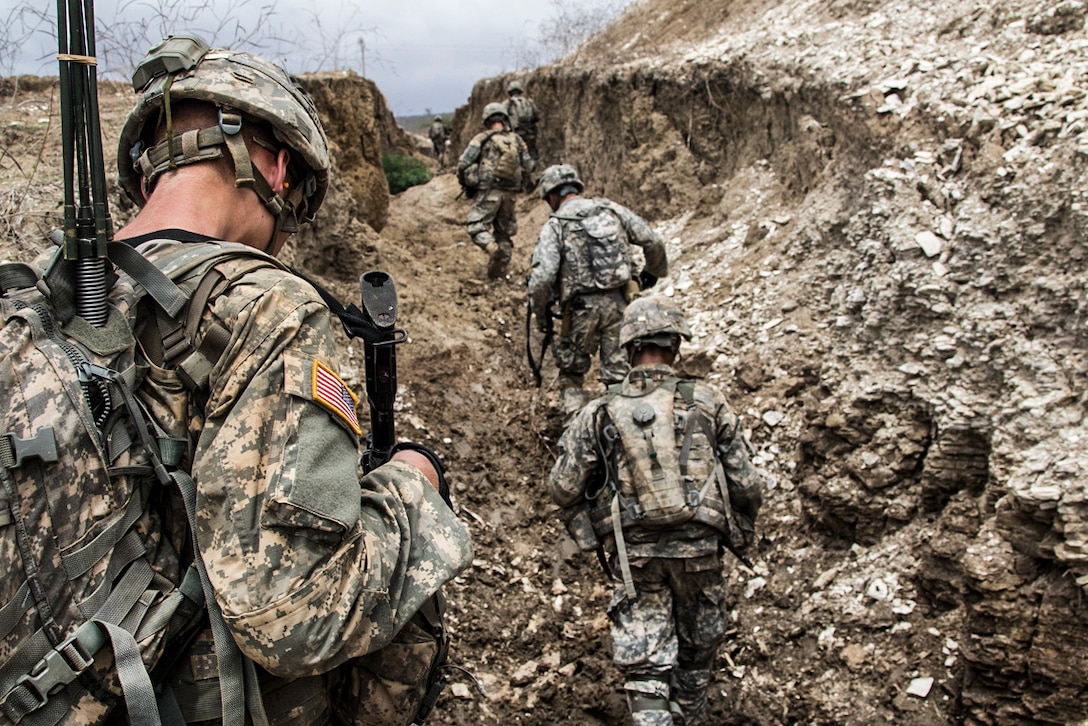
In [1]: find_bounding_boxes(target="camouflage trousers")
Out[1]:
[554,289,629,391]
[466,187,518,278]
[608,554,728,726]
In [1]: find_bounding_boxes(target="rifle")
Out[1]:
[525,297,557,387]
[356,271,404,472]
[58,0,112,327]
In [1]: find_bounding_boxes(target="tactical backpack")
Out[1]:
[553,202,634,292]
[481,132,522,187]
[585,376,734,596]
[505,97,536,131]
[0,236,282,726]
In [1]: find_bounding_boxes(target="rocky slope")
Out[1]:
[2,0,1086,722]
[446,0,1088,722]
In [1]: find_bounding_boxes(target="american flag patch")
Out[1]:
[311,360,362,435]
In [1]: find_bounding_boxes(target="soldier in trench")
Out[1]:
[549,296,765,726]
[527,163,668,419]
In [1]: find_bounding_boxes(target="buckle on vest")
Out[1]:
[0,428,59,469]
[6,630,96,714]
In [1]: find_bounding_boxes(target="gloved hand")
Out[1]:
[638,269,658,290]
[391,441,452,509]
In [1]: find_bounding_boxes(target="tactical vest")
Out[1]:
[553,202,634,299]
[587,376,733,596]
[0,237,293,726]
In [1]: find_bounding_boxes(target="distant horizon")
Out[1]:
[0,0,632,117]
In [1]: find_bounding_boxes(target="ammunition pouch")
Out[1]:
[332,594,450,726]
[564,505,600,552]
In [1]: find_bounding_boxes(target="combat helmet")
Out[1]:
[507,80,524,95]
[434,115,443,122]
[482,102,509,125]
[619,296,692,350]
[538,164,584,199]
[118,34,330,240]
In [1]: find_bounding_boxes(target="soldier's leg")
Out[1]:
[553,303,595,419]
[598,290,631,384]
[486,193,517,279]
[466,191,500,256]
[610,559,676,726]
[670,557,728,726]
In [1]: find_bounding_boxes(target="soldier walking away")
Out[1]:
[428,114,448,165]
[549,296,766,726]
[106,36,471,724]
[527,163,668,418]
[456,102,534,279]
[505,80,540,161]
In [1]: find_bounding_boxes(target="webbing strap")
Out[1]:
[0,583,32,642]
[171,470,267,726]
[610,496,636,599]
[76,531,146,619]
[96,619,160,724]
[60,488,145,578]
[107,242,187,318]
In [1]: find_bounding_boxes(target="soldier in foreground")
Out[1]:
[456,102,534,279]
[549,296,765,726]
[113,38,472,723]
[527,164,668,417]
[504,80,540,161]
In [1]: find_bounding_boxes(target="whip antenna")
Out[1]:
[58,0,112,327]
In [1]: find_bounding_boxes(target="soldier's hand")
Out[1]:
[638,269,658,290]
[391,442,452,508]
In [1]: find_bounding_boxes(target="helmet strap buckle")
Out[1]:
[218,109,242,136]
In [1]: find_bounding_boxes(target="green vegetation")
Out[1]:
[382,153,432,194]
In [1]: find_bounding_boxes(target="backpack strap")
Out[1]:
[170,469,268,726]
[595,396,637,599]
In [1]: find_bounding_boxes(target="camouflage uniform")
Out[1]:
[527,196,668,410]
[456,129,534,278]
[428,119,447,162]
[133,235,474,723]
[505,93,540,160]
[550,363,764,726]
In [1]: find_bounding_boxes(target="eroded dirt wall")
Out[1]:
[450,1,1088,719]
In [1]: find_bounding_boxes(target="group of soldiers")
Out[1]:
[449,79,767,725]
[4,35,765,726]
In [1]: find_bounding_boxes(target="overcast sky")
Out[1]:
[0,0,628,116]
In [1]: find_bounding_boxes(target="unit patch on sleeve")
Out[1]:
[311,359,362,435]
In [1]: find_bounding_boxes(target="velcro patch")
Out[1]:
[311,360,362,436]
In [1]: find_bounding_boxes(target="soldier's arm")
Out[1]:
[527,221,561,318]
[548,403,603,508]
[456,136,481,172]
[609,202,668,278]
[518,136,535,173]
[709,388,764,523]
[191,268,472,676]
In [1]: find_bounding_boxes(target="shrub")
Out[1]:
[382,153,432,194]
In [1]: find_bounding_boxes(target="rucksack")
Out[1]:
[586,376,733,596]
[482,132,522,186]
[0,236,280,726]
[505,97,536,130]
[554,203,633,292]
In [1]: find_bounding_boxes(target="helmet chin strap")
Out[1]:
[214,109,305,253]
[134,104,307,254]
